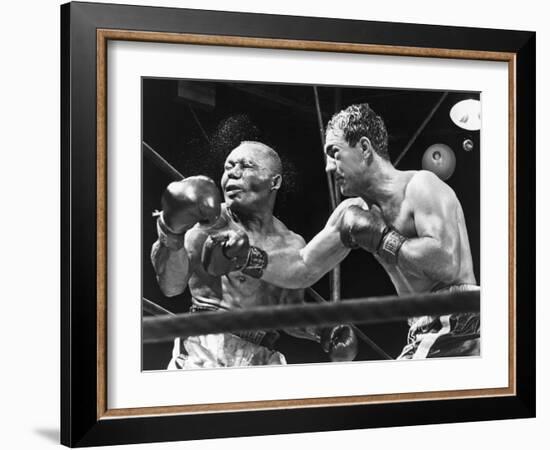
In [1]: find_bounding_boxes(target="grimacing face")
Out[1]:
[221,143,278,212]
[324,129,367,196]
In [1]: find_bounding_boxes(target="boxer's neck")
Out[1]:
[230,206,275,233]
[359,158,397,204]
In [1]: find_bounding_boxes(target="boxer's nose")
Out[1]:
[325,156,336,173]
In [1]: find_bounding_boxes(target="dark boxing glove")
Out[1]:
[201,229,268,278]
[161,176,222,234]
[321,325,359,362]
[339,205,407,264]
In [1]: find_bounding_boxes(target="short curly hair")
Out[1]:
[326,103,390,161]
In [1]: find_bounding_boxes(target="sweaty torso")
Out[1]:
[184,204,298,310]
[365,171,476,294]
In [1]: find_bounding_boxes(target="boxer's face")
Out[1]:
[221,143,277,213]
[324,128,367,196]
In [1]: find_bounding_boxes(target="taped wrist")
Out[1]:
[156,215,186,250]
[377,228,407,264]
[238,246,268,279]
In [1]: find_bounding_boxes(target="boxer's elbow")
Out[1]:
[290,258,325,288]
[158,277,186,298]
[301,268,326,288]
[431,247,460,283]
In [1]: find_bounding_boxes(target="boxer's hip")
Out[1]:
[399,284,480,360]
[189,297,281,348]
[168,333,286,369]
[407,284,480,329]
[167,298,285,369]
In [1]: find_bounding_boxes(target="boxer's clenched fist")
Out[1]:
[339,204,387,253]
[202,229,250,276]
[161,176,222,234]
[321,325,358,362]
[339,204,407,265]
[202,229,268,278]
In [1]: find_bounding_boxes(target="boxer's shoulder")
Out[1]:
[408,170,443,192]
[406,170,456,204]
[270,217,306,250]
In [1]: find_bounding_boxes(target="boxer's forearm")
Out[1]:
[262,227,349,289]
[283,327,322,343]
[150,240,191,297]
[398,237,458,282]
[280,289,323,342]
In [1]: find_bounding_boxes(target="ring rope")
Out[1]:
[143,292,393,359]
[143,289,479,343]
[143,297,175,317]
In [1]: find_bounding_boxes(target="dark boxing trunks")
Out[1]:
[397,284,480,360]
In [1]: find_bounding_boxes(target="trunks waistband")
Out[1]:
[408,284,480,329]
[189,302,280,349]
[431,283,480,293]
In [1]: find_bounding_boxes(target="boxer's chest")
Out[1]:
[221,222,284,304]
[381,199,416,238]
[221,272,282,307]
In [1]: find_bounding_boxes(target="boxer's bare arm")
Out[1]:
[150,176,221,297]
[151,241,190,297]
[151,227,208,297]
[261,199,360,289]
[280,288,321,342]
[397,171,461,283]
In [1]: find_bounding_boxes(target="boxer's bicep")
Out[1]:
[413,187,457,248]
[151,239,191,297]
[185,227,211,274]
[399,172,460,280]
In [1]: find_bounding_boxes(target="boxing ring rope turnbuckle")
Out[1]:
[142,289,480,344]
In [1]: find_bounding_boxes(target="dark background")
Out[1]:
[141,78,480,370]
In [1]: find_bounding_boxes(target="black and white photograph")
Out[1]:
[54,1,536,447]
[141,79,481,370]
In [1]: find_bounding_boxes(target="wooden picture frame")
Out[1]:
[61,1,535,446]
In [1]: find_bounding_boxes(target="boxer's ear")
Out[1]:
[359,137,374,163]
[271,174,282,191]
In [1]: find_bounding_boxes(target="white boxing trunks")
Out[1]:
[167,333,286,369]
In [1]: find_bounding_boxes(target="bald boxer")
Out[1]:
[151,141,357,369]
[258,104,480,359]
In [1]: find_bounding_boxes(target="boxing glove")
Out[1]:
[339,205,406,264]
[201,229,268,278]
[321,325,359,362]
[161,176,222,233]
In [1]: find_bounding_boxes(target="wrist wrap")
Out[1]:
[238,246,268,279]
[377,228,407,265]
[156,214,186,251]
